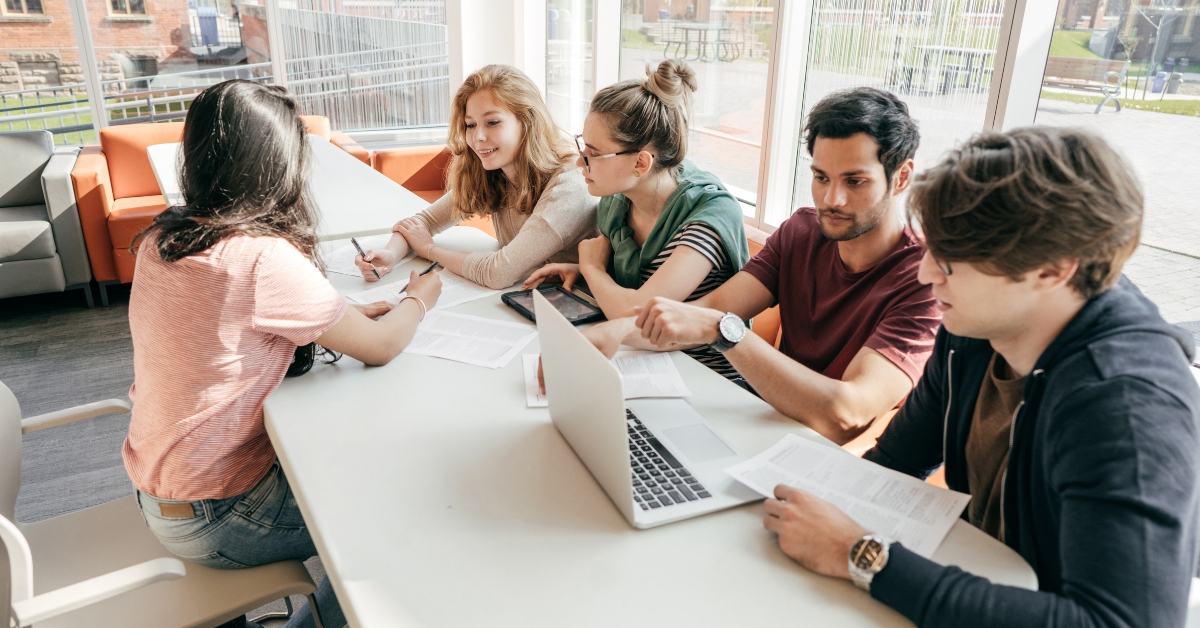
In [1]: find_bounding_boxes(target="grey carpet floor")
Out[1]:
[0,286,324,625]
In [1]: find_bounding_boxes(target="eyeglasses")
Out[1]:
[574,134,639,171]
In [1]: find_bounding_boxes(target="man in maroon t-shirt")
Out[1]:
[582,88,941,444]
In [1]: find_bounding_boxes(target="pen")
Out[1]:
[350,237,379,279]
[399,261,441,294]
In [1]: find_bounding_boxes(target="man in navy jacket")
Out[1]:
[762,127,1200,627]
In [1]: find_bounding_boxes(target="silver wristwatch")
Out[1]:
[848,534,891,593]
[709,312,746,353]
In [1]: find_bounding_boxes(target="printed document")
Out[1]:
[725,433,970,558]
[326,235,412,277]
[347,271,500,312]
[522,350,691,408]
[406,312,536,369]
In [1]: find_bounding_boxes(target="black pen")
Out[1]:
[350,237,379,279]
[399,261,441,294]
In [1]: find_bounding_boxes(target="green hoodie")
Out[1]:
[596,161,749,289]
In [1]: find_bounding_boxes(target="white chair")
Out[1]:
[0,381,322,627]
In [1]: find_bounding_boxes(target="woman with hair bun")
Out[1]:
[356,64,598,290]
[526,59,749,384]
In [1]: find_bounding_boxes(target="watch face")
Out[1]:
[853,538,884,571]
[720,315,745,342]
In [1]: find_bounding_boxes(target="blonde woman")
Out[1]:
[356,65,598,289]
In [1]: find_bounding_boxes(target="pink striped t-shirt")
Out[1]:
[124,234,347,501]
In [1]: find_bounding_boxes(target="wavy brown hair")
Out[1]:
[446,65,575,219]
[133,80,320,265]
[911,127,1142,299]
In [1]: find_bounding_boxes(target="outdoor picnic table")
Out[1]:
[902,45,997,94]
[669,21,735,62]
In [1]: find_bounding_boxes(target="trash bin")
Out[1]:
[1168,72,1184,94]
[197,6,219,47]
[1152,71,1168,93]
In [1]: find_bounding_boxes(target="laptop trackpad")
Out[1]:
[663,424,736,463]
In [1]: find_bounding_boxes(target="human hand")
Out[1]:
[581,319,629,359]
[352,301,395,319]
[577,234,612,271]
[404,268,442,309]
[634,297,724,348]
[355,249,397,282]
[395,217,435,259]
[522,263,582,291]
[763,485,866,581]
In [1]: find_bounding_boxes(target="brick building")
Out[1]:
[0,0,195,93]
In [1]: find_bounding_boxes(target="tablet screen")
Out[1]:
[510,288,597,319]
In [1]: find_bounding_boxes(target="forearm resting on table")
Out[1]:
[316,298,426,366]
[724,339,906,445]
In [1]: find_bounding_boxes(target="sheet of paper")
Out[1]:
[613,351,692,398]
[347,270,500,312]
[405,312,537,369]
[725,433,970,558]
[523,354,548,407]
[522,351,691,408]
[326,235,414,277]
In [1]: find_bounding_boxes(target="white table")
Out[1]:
[146,135,427,241]
[263,242,1037,627]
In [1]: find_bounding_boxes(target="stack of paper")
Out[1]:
[522,351,692,408]
[347,271,500,312]
[725,433,970,558]
[405,311,537,369]
[325,235,413,277]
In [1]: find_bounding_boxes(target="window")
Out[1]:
[547,0,594,132]
[3,0,43,15]
[619,0,775,215]
[784,0,1006,226]
[109,0,147,16]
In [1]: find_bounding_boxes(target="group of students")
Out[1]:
[119,59,1200,628]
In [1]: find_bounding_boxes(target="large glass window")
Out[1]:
[0,13,93,145]
[279,0,450,131]
[547,0,594,132]
[784,0,1005,226]
[1036,0,1200,323]
[619,0,774,215]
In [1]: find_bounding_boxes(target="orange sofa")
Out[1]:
[372,145,497,237]
[71,116,368,304]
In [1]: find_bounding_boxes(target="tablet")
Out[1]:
[502,285,605,325]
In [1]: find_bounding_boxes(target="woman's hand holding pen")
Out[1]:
[355,248,399,282]
[403,267,442,308]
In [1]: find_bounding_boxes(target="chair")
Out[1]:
[0,131,93,307]
[70,116,365,305]
[373,145,497,238]
[0,381,322,627]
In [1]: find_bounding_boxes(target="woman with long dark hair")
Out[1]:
[125,80,439,628]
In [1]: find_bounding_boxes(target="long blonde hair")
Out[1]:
[446,65,575,218]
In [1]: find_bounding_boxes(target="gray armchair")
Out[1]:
[0,130,93,307]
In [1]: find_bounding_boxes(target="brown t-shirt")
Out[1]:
[741,207,940,384]
[965,352,1027,540]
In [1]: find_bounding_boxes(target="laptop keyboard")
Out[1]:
[627,409,712,511]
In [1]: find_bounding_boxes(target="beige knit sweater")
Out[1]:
[412,166,598,289]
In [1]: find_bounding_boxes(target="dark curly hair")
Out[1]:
[911,126,1142,299]
[803,87,920,184]
[133,80,320,265]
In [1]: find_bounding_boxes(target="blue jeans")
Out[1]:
[136,462,345,628]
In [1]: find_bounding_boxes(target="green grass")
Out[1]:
[1049,29,1102,59]
[621,28,660,51]
[1039,89,1200,116]
[1,91,194,145]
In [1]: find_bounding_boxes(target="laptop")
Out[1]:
[533,290,761,529]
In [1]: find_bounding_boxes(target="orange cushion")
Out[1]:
[113,246,138,284]
[301,116,332,141]
[71,147,120,283]
[108,195,167,249]
[374,145,450,192]
[99,123,185,200]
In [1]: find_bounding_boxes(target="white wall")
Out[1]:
[446,0,547,96]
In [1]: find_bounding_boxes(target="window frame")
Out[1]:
[1,0,45,16]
